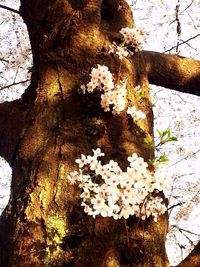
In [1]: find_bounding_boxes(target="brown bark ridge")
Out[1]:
[0,0,186,266]
[175,240,200,267]
[143,50,200,96]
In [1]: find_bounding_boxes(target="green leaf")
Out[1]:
[168,136,178,142]
[157,153,168,164]
[157,129,163,137]
[162,129,170,138]
[156,129,177,144]
[144,136,154,147]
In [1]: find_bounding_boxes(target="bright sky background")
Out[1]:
[0,0,200,265]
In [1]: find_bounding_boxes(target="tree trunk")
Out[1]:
[0,1,169,266]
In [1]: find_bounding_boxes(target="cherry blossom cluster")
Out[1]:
[101,79,127,114]
[120,27,145,51]
[81,64,127,114]
[108,42,129,60]
[108,27,145,60]
[67,148,168,221]
[81,65,146,119]
[79,28,147,118]
[81,65,114,93]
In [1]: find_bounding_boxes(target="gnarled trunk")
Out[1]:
[0,1,169,266]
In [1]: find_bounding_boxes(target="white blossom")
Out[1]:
[120,27,146,50]
[67,148,168,220]
[127,105,146,122]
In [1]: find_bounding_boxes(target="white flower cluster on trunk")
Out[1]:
[67,148,168,221]
[81,64,146,119]
[81,65,127,114]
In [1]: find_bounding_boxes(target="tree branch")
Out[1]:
[171,225,200,237]
[0,79,30,91]
[175,240,200,267]
[0,4,19,15]
[142,50,200,96]
[168,202,185,210]
[164,34,200,53]
[0,58,9,63]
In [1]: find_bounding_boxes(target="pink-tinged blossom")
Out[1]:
[116,46,129,59]
[82,204,98,217]
[67,148,168,221]
[81,65,128,114]
[80,188,90,200]
[100,205,113,217]
[122,189,136,206]
[107,190,120,205]
[67,171,79,185]
[92,148,104,158]
[91,195,105,208]
[93,184,107,198]
[75,154,88,168]
[127,153,138,163]
[120,27,146,50]
[119,205,134,219]
[86,155,99,170]
[101,171,114,184]
[95,163,109,176]
[109,43,129,60]
[107,160,119,172]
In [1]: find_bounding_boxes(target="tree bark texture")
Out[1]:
[0,0,199,266]
[143,51,200,96]
[175,240,200,267]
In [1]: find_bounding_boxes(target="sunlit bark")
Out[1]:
[0,0,199,266]
[143,51,200,96]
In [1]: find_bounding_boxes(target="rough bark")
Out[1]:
[0,0,199,266]
[175,240,200,267]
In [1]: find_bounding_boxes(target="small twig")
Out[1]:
[180,0,194,14]
[0,4,19,15]
[169,0,195,25]
[179,230,195,245]
[167,149,200,169]
[175,0,181,53]
[0,79,31,91]
[164,34,200,53]
[168,202,185,210]
[186,9,197,29]
[171,225,200,237]
[0,58,9,63]
[178,242,185,261]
